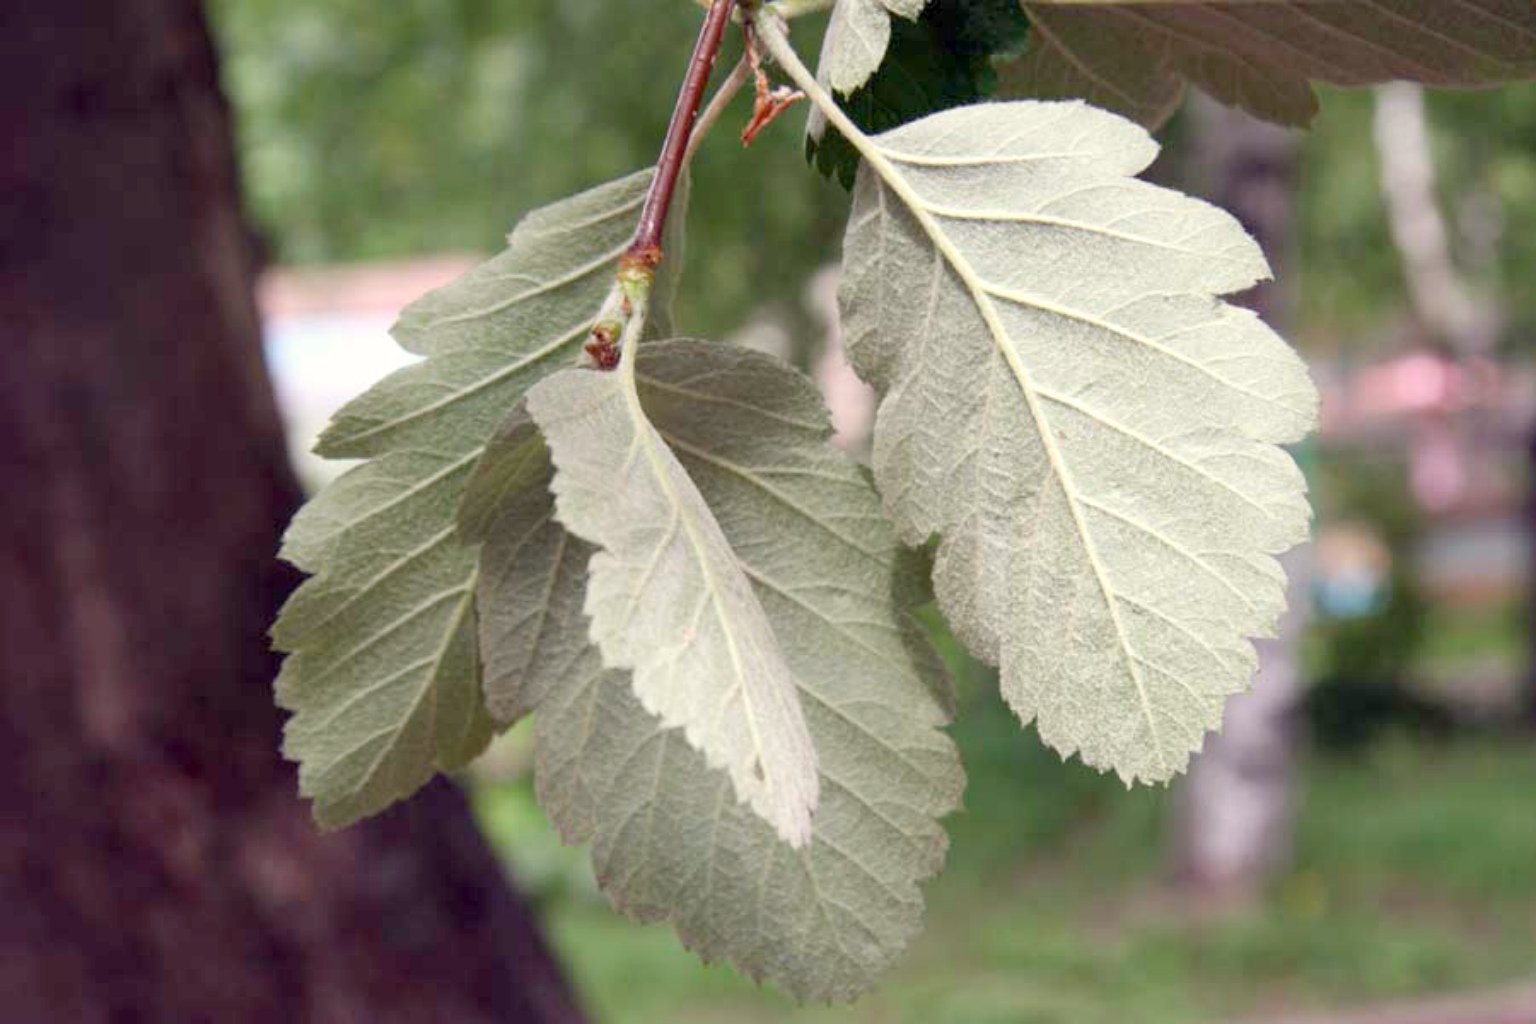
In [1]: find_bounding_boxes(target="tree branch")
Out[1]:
[1372,82,1497,356]
[624,0,738,272]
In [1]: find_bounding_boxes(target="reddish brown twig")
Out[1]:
[623,0,738,271]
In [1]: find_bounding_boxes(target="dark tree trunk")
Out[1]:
[0,4,585,1022]
[1171,95,1308,904]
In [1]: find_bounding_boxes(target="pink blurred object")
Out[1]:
[1354,350,1471,418]
[1411,418,1467,511]
[1315,347,1524,515]
[259,256,479,319]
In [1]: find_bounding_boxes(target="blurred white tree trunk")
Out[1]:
[1372,83,1497,358]
[1175,558,1311,900]
[1374,82,1504,518]
[1372,85,1533,725]
[1173,95,1308,903]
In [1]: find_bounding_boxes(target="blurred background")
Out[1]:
[219,2,1536,1021]
[7,2,1532,1022]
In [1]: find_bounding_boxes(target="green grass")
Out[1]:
[1411,602,1526,710]
[475,685,1536,1024]
[1415,602,1524,670]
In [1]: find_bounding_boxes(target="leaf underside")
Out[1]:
[272,171,658,827]
[1005,0,1536,128]
[819,0,933,96]
[525,352,822,848]
[840,100,1318,783]
[469,341,962,1001]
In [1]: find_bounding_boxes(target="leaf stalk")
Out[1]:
[767,0,834,17]
[589,0,737,371]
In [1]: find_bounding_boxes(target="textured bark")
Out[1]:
[0,3,585,1022]
[1171,94,1308,903]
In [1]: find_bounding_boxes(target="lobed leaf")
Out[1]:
[272,170,657,827]
[470,341,961,1000]
[819,0,933,96]
[457,410,584,725]
[834,100,1318,783]
[524,350,822,847]
[273,452,491,828]
[1005,1,1536,128]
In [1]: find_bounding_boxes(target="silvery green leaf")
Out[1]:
[456,403,610,841]
[273,451,491,828]
[476,341,960,999]
[525,348,821,847]
[317,171,654,458]
[837,100,1317,783]
[1005,1,1536,128]
[818,0,931,96]
[272,170,657,827]
[457,409,587,725]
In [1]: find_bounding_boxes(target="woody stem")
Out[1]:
[623,0,739,272]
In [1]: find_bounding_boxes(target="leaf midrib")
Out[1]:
[770,29,1170,773]
[616,359,782,806]
[878,171,1169,773]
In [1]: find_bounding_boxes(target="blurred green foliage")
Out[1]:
[1311,454,1427,687]
[211,0,847,341]
[1297,85,1536,349]
[212,1,1536,360]
[1302,454,1453,751]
